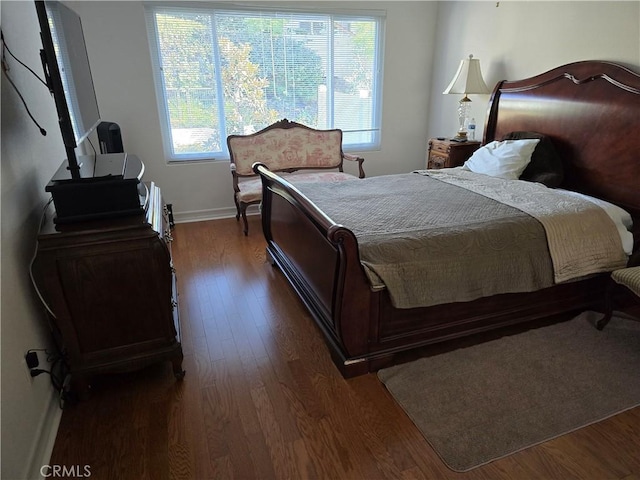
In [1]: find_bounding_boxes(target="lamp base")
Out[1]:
[452,131,468,142]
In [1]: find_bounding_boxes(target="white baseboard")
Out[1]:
[174,205,259,224]
[26,391,63,480]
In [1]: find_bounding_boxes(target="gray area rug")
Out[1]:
[378,311,640,472]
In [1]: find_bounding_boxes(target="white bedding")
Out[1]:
[553,189,634,256]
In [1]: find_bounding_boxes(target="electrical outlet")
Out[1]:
[25,351,39,369]
[22,356,35,383]
[23,351,43,383]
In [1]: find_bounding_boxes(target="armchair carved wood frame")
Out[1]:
[228,119,365,235]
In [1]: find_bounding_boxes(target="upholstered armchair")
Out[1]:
[228,119,365,235]
[597,266,640,330]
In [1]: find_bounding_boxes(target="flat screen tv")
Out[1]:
[35,0,144,223]
[35,0,102,180]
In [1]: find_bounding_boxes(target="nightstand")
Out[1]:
[427,138,481,169]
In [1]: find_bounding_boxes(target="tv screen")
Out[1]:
[35,0,101,178]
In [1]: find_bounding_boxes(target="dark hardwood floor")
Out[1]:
[50,216,640,479]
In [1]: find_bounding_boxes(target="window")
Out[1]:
[145,4,384,161]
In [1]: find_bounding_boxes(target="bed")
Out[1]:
[253,60,640,377]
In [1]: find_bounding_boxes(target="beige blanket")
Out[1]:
[294,170,626,309]
[422,169,628,283]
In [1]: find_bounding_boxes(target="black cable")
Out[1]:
[2,66,48,136]
[1,29,48,87]
[30,367,52,378]
[27,347,71,407]
[87,136,97,156]
[87,136,98,176]
[1,30,48,136]
[49,357,64,391]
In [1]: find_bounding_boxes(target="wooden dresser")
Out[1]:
[427,138,481,169]
[31,182,184,399]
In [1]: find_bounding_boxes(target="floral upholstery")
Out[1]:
[228,119,365,235]
[229,128,343,176]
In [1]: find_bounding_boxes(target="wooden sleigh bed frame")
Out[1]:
[254,61,640,377]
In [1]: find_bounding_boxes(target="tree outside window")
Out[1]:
[147,6,382,160]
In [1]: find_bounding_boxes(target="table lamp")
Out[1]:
[443,54,490,141]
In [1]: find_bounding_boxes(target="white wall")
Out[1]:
[428,1,640,142]
[68,1,440,222]
[71,1,640,223]
[1,2,67,479]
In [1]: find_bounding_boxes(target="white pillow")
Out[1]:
[463,139,541,180]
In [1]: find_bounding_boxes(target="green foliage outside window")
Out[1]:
[149,6,380,157]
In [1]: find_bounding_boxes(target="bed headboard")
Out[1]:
[484,61,640,226]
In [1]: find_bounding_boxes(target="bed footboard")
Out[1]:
[254,163,374,373]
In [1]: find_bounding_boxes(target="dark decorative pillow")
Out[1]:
[501,131,564,187]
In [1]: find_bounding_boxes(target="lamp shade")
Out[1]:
[443,54,490,95]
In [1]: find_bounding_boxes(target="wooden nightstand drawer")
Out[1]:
[427,139,481,169]
[430,141,450,154]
